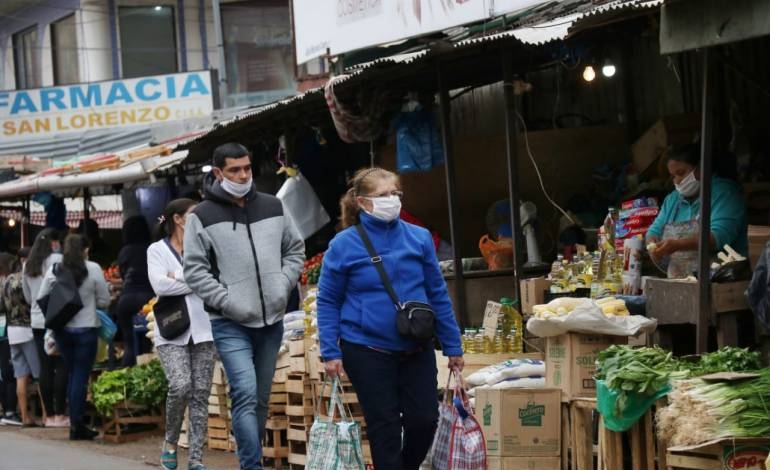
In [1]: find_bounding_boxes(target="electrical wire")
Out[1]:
[515,110,577,226]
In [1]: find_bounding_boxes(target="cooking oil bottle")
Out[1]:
[499,298,523,354]
[494,328,505,353]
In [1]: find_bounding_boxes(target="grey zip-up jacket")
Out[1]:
[183,175,305,328]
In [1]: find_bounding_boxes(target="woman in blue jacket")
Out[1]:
[317,167,464,470]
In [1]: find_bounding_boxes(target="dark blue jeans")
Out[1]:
[211,318,283,470]
[340,340,439,470]
[55,327,98,427]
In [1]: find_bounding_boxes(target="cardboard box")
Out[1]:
[748,225,770,270]
[631,114,700,175]
[520,277,552,315]
[474,388,561,457]
[486,456,561,470]
[545,333,626,400]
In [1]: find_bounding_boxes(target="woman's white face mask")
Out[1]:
[365,195,402,222]
[675,170,700,198]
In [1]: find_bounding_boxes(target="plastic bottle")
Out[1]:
[549,255,566,293]
[602,207,618,252]
[473,329,484,354]
[483,333,494,354]
[494,328,505,353]
[461,328,471,353]
[499,298,523,354]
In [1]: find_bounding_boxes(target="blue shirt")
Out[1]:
[647,177,748,256]
[317,212,463,360]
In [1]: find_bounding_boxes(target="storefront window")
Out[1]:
[221,0,296,107]
[52,14,80,85]
[13,26,40,89]
[118,6,178,79]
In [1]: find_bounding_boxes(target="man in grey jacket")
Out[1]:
[184,142,304,470]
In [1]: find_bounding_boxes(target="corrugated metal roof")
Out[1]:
[178,0,663,158]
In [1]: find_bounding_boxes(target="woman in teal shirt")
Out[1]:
[648,144,747,278]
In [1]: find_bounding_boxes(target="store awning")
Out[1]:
[0,148,189,199]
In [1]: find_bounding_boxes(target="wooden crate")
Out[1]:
[208,383,229,417]
[208,415,236,452]
[596,399,666,470]
[288,440,307,467]
[101,400,164,444]
[666,438,770,470]
[263,416,289,469]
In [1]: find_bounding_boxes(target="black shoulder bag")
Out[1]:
[354,224,436,341]
[154,240,191,340]
[38,264,84,331]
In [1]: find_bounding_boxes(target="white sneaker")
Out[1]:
[1,414,22,426]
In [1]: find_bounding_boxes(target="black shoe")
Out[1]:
[69,424,99,440]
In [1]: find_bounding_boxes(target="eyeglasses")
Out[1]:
[364,190,404,199]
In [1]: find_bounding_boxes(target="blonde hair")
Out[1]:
[339,167,400,228]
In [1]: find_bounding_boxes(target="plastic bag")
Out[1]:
[97,309,117,342]
[465,358,545,386]
[478,235,513,271]
[526,298,658,338]
[277,172,331,240]
[711,259,751,283]
[393,106,445,174]
[596,379,670,432]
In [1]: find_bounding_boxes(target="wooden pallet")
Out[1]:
[101,401,164,443]
[208,415,236,452]
[567,398,597,470]
[596,399,665,470]
[288,440,307,467]
[264,416,289,469]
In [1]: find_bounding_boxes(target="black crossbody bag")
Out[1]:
[355,224,436,341]
[154,240,191,340]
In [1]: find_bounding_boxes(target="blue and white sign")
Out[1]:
[0,71,215,139]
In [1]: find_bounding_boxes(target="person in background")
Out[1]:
[148,199,215,470]
[37,235,110,440]
[317,167,464,470]
[184,143,305,470]
[117,216,155,367]
[648,143,748,278]
[1,252,39,427]
[22,229,68,428]
[0,254,18,425]
[77,219,112,268]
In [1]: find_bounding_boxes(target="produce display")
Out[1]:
[532,296,630,318]
[91,359,168,416]
[103,265,121,283]
[595,345,688,412]
[658,370,770,446]
[692,346,762,376]
[140,298,158,315]
[300,252,324,286]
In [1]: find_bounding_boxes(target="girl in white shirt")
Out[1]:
[148,199,214,470]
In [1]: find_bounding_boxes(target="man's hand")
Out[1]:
[324,359,346,379]
[448,356,464,372]
[652,238,680,262]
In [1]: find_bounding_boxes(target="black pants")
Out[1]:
[340,340,438,470]
[0,339,16,415]
[33,329,68,416]
[117,291,154,367]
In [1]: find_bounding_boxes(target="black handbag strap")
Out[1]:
[355,224,401,308]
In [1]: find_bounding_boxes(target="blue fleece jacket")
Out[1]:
[317,212,463,360]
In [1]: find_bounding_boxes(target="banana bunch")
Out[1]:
[596,297,630,317]
[532,297,586,319]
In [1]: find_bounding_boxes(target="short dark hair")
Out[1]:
[213,143,251,169]
[666,143,700,167]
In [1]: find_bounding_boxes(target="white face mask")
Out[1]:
[365,195,402,222]
[675,170,700,198]
[220,176,253,198]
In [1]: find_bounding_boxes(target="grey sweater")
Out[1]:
[184,176,305,328]
[37,261,110,328]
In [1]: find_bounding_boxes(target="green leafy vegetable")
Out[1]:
[693,346,762,376]
[91,359,168,416]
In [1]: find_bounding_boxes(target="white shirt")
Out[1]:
[23,253,62,329]
[147,240,213,347]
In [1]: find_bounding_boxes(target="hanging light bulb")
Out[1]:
[582,65,596,82]
[8,219,16,228]
[202,165,212,173]
[602,61,617,78]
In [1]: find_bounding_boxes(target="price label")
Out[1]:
[482,301,502,339]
